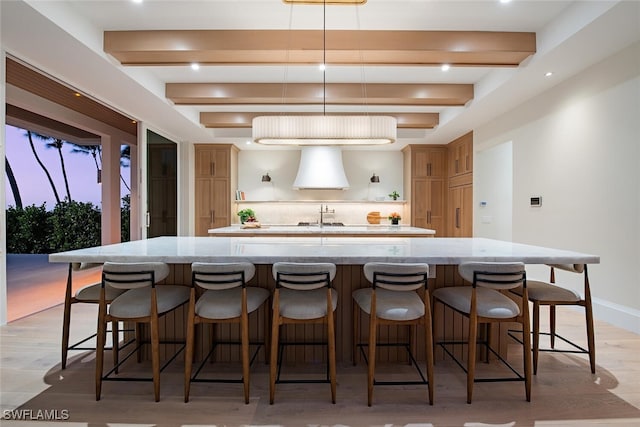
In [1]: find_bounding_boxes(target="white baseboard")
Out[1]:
[593,297,640,335]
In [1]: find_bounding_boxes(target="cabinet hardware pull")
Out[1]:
[455,159,459,174]
[210,162,215,176]
[466,155,469,171]
[455,208,460,228]
[427,163,432,176]
[427,210,431,224]
[210,210,215,223]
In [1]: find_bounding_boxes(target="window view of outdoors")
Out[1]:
[4,124,131,321]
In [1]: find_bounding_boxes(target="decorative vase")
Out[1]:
[391,218,399,225]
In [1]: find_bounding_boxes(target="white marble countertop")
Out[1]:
[49,236,600,266]
[208,224,436,236]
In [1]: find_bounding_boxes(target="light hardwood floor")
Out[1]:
[1,302,639,427]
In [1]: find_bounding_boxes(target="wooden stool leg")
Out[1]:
[550,305,557,349]
[367,312,377,407]
[61,265,73,369]
[241,305,251,404]
[95,299,107,401]
[352,299,359,366]
[533,302,540,375]
[269,294,280,405]
[585,302,596,373]
[184,289,196,403]
[424,294,434,405]
[328,309,337,404]
[466,315,477,404]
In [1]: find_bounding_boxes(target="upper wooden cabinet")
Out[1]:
[412,146,447,178]
[448,131,473,178]
[195,146,230,178]
[194,144,238,236]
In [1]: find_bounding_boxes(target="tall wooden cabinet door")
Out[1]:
[412,178,446,236]
[194,145,233,236]
[449,185,473,237]
[429,179,446,236]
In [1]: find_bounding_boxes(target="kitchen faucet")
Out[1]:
[319,204,335,226]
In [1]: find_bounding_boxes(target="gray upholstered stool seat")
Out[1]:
[434,286,520,319]
[352,287,425,321]
[278,287,338,319]
[195,287,269,319]
[109,285,190,318]
[518,280,581,302]
[76,282,125,301]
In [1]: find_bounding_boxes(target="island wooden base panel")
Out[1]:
[126,264,517,365]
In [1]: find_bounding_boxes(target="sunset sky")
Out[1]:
[4,125,130,210]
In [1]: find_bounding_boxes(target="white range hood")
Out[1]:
[293,146,350,190]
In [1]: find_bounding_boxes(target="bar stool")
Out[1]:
[433,262,531,403]
[61,262,129,369]
[352,262,434,406]
[270,262,338,404]
[95,262,190,402]
[511,264,595,374]
[184,262,269,404]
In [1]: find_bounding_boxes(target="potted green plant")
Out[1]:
[237,208,256,224]
[389,190,400,200]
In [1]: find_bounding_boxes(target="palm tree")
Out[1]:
[5,157,23,208]
[46,137,72,201]
[70,143,101,183]
[26,130,61,204]
[120,145,131,192]
[69,143,131,191]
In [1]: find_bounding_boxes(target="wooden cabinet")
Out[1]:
[448,131,473,178]
[448,184,473,237]
[412,178,446,236]
[403,145,447,236]
[194,144,237,236]
[446,131,473,237]
[413,146,447,178]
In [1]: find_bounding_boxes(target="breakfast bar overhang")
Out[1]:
[49,236,599,363]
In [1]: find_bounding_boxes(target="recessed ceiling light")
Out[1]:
[545,71,553,77]
[441,64,450,72]
[191,63,200,70]
[74,92,81,97]
[500,0,512,4]
[132,0,143,4]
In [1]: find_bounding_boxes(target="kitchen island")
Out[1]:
[208,224,436,237]
[49,236,599,362]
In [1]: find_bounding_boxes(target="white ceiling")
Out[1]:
[2,0,639,150]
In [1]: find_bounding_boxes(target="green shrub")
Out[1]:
[49,200,101,252]
[6,204,52,253]
[121,194,130,242]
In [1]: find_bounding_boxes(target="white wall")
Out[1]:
[474,141,513,241]
[476,42,640,332]
[238,149,404,202]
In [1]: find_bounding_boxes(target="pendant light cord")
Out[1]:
[323,0,326,116]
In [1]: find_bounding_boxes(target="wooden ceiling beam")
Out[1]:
[167,83,473,106]
[199,112,439,129]
[105,30,535,67]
